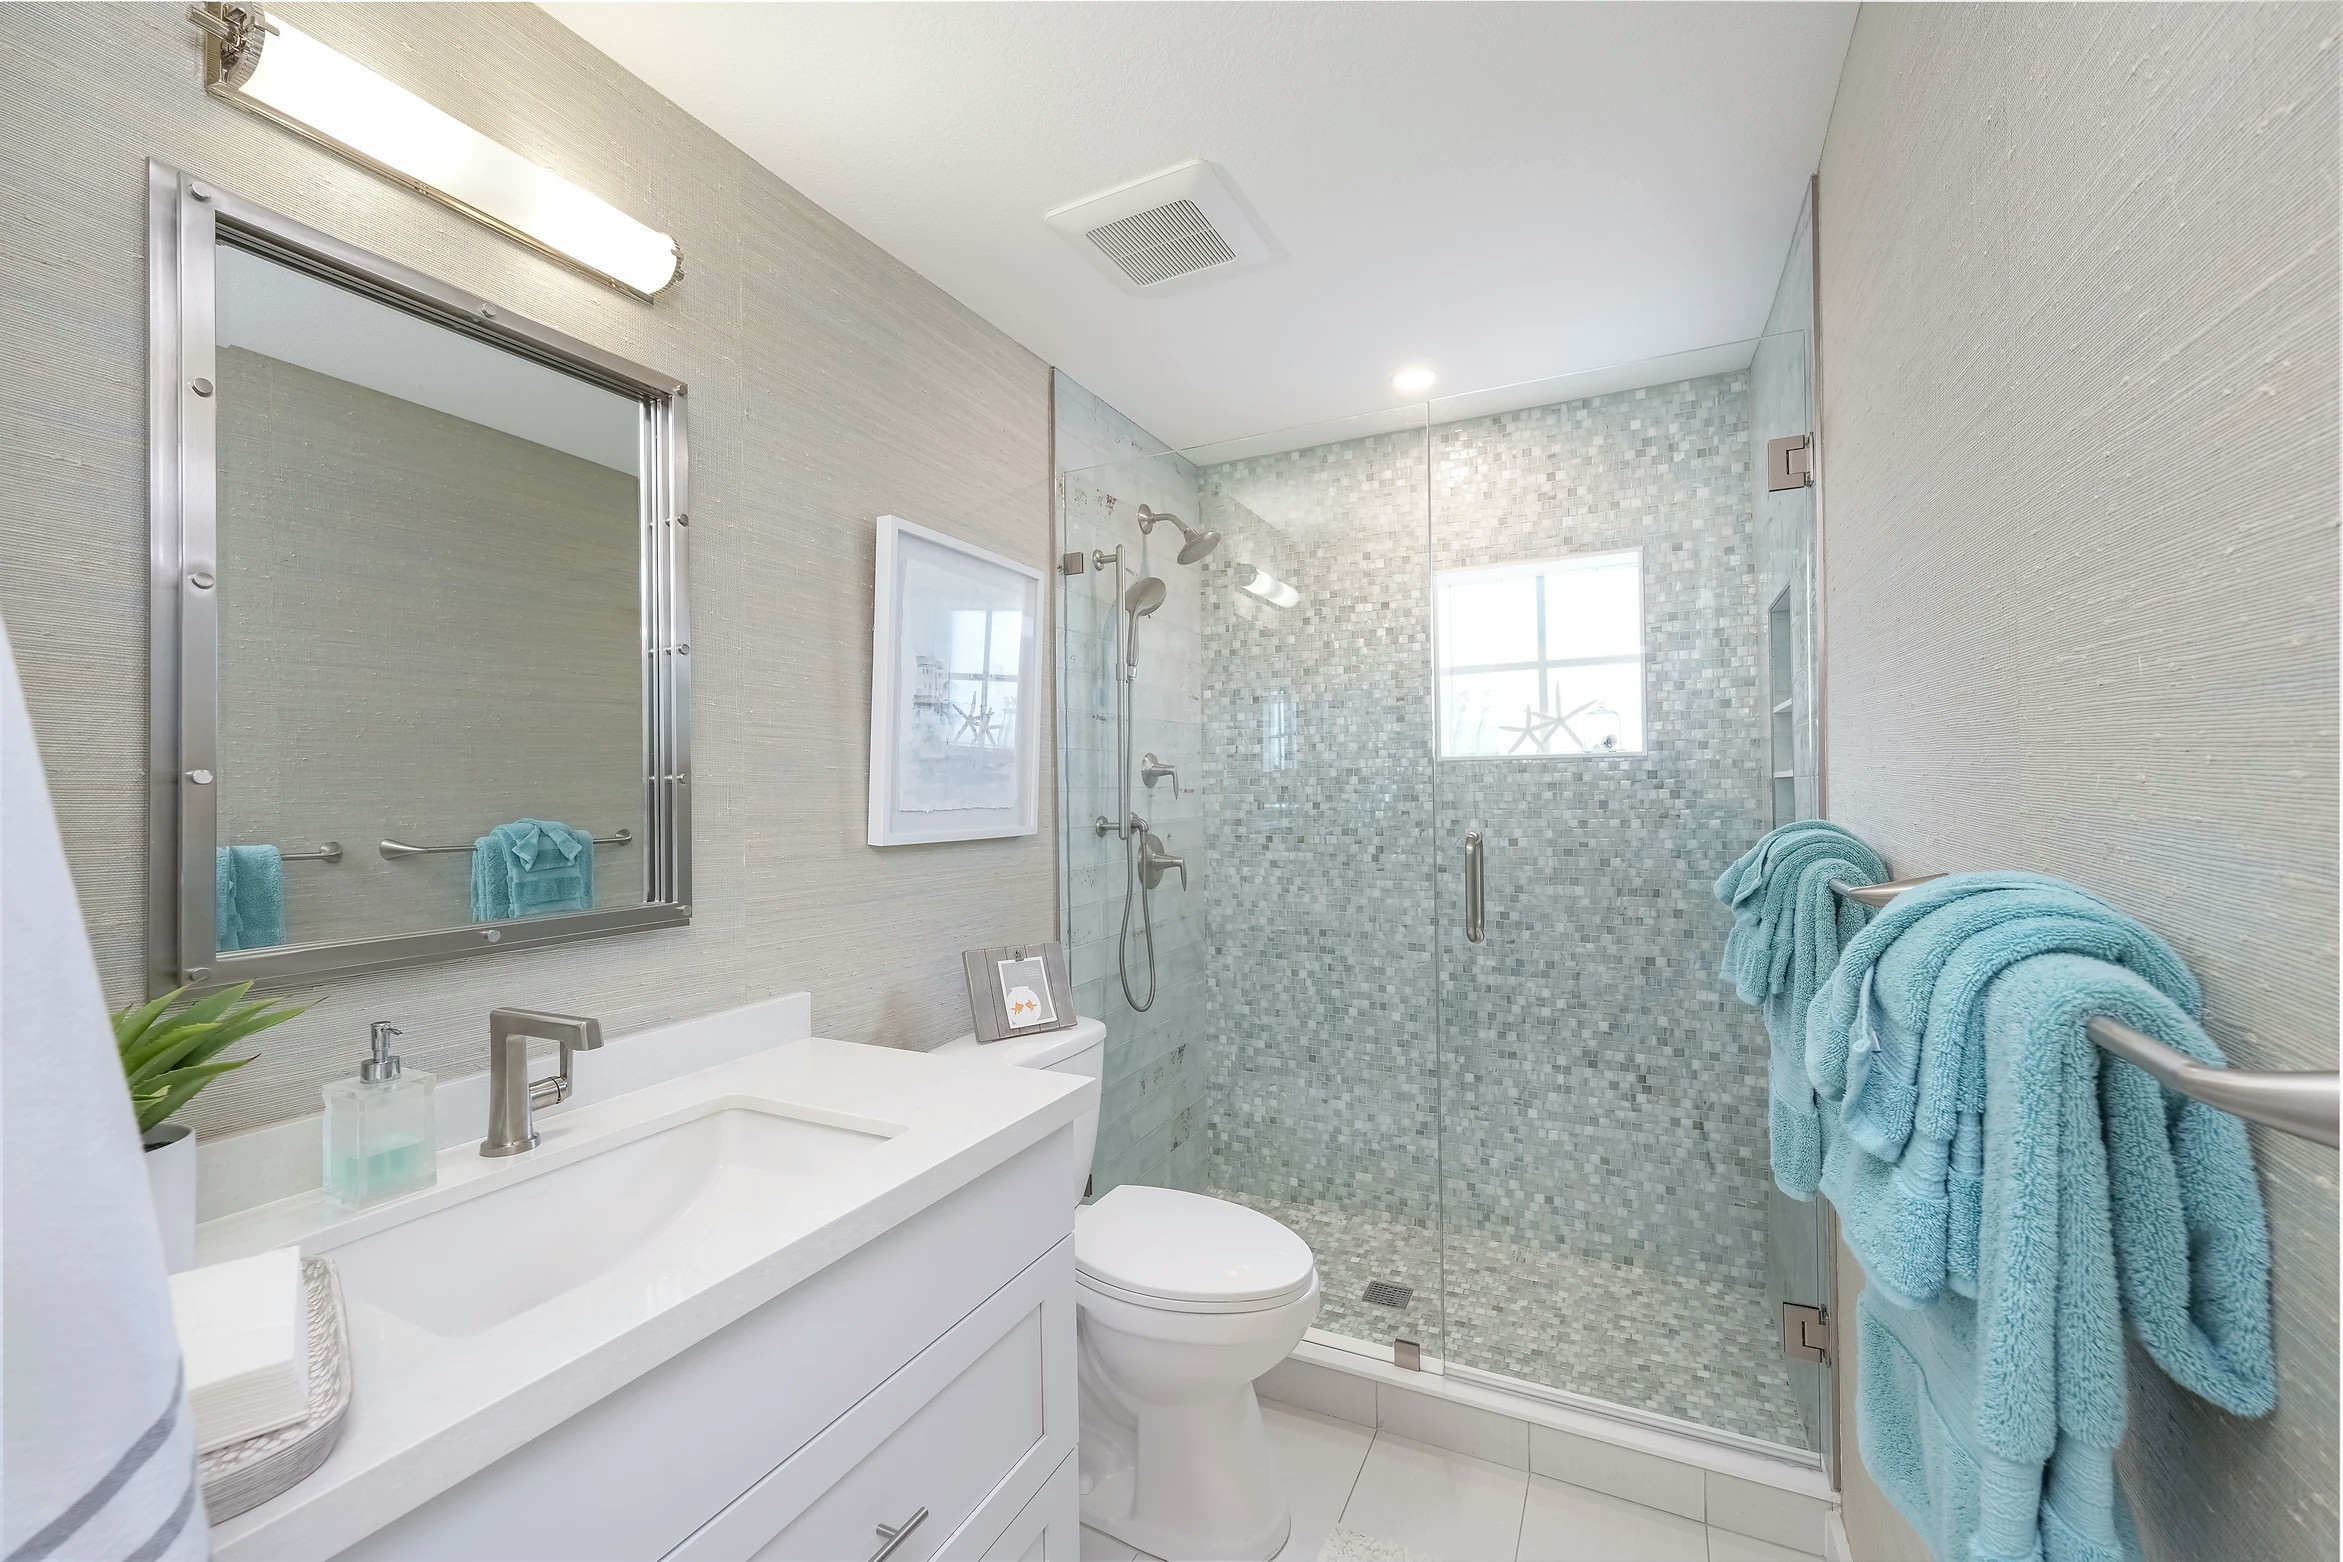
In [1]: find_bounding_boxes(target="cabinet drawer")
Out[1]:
[979,1453,1077,1562]
[668,1238,1074,1562]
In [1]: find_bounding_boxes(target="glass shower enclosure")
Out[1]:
[1053,328,1831,1466]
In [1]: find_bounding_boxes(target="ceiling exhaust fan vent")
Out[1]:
[1047,160,1273,295]
[1086,200,1236,287]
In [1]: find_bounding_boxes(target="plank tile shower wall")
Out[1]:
[1199,374,1810,1447]
[1054,373,1211,1196]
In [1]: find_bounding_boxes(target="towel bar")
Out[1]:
[278,842,341,863]
[1828,875,2340,1147]
[380,827,633,860]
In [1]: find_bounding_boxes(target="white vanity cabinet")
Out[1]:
[333,1130,1080,1562]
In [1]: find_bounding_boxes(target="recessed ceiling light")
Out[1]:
[1392,366,1438,394]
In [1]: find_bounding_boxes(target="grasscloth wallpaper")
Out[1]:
[0,4,1057,1136]
[1817,6,2338,1560]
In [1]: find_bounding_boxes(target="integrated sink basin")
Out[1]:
[331,1098,900,1337]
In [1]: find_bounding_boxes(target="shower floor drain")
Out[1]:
[1362,1280,1414,1309]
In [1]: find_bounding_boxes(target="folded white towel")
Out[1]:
[170,1248,311,1452]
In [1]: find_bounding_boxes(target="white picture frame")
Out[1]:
[868,514,1044,845]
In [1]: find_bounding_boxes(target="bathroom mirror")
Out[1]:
[146,163,691,991]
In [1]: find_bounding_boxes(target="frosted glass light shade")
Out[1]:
[226,16,680,298]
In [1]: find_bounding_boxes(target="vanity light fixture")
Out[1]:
[189,4,681,299]
[1392,365,1439,394]
[1236,564,1300,609]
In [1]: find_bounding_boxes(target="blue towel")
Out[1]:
[1853,953,2274,1562]
[1713,820,1887,1195]
[214,844,285,951]
[1805,874,2200,1305]
[470,819,593,922]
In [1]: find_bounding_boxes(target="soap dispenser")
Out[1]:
[322,1021,437,1207]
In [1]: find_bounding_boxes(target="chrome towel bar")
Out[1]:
[380,827,633,860]
[277,842,341,863]
[1827,875,2339,1147]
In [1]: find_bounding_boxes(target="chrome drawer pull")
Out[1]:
[870,1507,928,1562]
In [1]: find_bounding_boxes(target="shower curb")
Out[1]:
[1262,1336,1837,1521]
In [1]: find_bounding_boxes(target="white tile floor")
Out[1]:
[1077,1404,1823,1562]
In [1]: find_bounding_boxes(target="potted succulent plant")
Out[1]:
[115,982,309,1270]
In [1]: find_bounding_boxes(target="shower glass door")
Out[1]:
[1427,336,1828,1454]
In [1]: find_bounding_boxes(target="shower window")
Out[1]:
[1435,548,1644,756]
[1260,689,1296,772]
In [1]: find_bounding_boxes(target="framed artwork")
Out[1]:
[867,515,1044,845]
[962,942,1077,1044]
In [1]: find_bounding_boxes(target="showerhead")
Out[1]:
[1137,504,1222,565]
[1123,574,1166,667]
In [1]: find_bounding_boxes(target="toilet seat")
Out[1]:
[1075,1185,1316,1312]
[1077,1268,1315,1315]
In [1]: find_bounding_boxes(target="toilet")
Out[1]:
[935,1019,1321,1562]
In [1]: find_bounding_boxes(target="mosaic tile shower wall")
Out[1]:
[1196,427,1445,1257]
[1054,373,1211,1197]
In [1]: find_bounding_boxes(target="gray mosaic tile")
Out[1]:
[1216,1187,1810,1451]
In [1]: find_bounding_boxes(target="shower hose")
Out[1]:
[1117,828,1158,1013]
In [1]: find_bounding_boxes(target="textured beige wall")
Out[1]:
[1817,5,2337,1559]
[0,4,1056,1134]
[216,346,644,943]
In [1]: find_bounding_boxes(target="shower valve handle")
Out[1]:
[1138,832,1186,892]
[1140,753,1181,797]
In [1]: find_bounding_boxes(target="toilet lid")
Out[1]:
[1075,1185,1315,1305]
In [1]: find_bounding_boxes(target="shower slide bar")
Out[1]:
[379,827,633,860]
[1829,875,2340,1147]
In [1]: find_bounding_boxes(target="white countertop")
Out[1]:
[202,1036,1091,1562]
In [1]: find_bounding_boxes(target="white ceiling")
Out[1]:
[547,2,1854,451]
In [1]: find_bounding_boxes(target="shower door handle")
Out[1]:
[1464,830,1485,944]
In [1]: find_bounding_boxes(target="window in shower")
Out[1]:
[1434,548,1644,756]
[1260,687,1296,772]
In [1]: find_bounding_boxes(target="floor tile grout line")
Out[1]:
[1331,1425,1380,1534]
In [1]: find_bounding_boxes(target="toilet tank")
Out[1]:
[932,1017,1105,1207]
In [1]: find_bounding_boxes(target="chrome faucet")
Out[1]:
[1139,752,1181,797]
[480,1008,604,1157]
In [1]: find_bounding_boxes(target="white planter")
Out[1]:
[143,1123,197,1273]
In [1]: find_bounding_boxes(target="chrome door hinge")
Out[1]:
[1782,1302,1832,1363]
[1766,434,1814,491]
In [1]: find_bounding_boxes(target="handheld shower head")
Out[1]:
[1123,575,1166,666]
[1137,504,1222,564]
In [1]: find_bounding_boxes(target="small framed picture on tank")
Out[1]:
[962,942,1076,1044]
[867,514,1043,845]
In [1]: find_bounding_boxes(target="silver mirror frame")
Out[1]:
[145,160,692,994]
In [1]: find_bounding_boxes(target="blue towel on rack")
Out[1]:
[1804,874,2200,1306]
[470,819,593,922]
[1852,953,2274,1562]
[214,844,285,951]
[1713,820,1887,1196]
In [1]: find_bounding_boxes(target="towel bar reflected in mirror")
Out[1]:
[380,828,634,860]
[1827,875,2340,1148]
